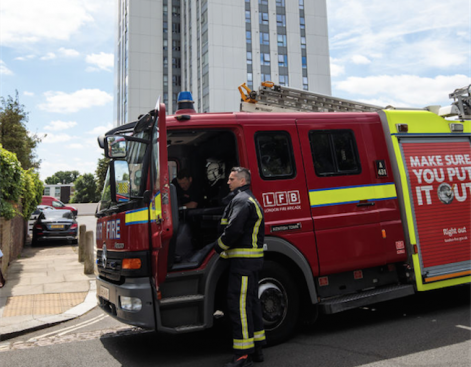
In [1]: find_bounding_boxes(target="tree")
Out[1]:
[70,173,98,203]
[45,170,80,185]
[0,91,42,170]
[95,154,110,198]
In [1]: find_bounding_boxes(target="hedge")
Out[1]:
[0,145,43,220]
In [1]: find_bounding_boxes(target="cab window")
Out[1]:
[255,131,296,180]
[309,130,361,176]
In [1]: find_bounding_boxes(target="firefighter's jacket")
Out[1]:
[214,184,264,271]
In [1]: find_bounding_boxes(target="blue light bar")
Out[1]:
[177,91,194,103]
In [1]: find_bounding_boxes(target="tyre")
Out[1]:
[31,235,38,247]
[259,260,300,345]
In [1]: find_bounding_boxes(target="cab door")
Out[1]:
[149,103,174,286]
[296,114,398,275]
[242,119,319,275]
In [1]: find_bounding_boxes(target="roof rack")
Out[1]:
[239,82,383,113]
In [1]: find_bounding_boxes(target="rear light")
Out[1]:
[35,224,42,230]
[122,258,142,269]
[70,223,78,229]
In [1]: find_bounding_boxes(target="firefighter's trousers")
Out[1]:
[227,268,266,355]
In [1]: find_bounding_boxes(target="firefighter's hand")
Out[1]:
[210,240,223,254]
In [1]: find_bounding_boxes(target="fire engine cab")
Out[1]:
[95,83,471,344]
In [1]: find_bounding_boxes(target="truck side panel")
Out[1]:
[296,115,406,275]
[380,110,471,290]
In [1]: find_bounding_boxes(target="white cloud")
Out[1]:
[88,123,113,135]
[42,133,75,144]
[15,55,36,61]
[58,48,80,58]
[334,74,470,107]
[329,58,345,77]
[328,0,470,74]
[0,0,94,46]
[38,89,112,113]
[41,52,56,61]
[70,143,84,149]
[44,120,78,131]
[85,52,114,72]
[0,60,13,75]
[351,55,371,65]
[23,91,35,97]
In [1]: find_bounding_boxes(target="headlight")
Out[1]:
[120,296,142,311]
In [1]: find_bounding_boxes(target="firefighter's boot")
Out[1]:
[225,355,253,367]
[251,347,264,363]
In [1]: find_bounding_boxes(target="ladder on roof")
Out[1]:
[239,82,383,113]
[439,85,471,120]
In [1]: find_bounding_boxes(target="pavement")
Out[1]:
[0,203,99,341]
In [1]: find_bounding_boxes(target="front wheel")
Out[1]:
[259,260,300,345]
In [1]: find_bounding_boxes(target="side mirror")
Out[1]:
[105,136,127,158]
[97,135,105,149]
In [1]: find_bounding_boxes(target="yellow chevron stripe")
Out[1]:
[309,183,397,207]
[125,207,148,225]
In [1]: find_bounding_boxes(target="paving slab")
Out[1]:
[0,243,97,341]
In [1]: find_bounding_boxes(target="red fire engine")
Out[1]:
[95,84,471,344]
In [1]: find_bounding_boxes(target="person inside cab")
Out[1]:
[172,168,203,209]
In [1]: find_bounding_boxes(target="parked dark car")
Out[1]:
[32,209,78,246]
[28,205,55,233]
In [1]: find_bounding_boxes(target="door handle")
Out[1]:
[357,202,375,207]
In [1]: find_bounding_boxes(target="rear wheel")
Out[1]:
[259,260,300,345]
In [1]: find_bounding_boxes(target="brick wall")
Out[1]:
[0,208,26,280]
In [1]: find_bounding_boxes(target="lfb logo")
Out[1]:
[263,190,300,207]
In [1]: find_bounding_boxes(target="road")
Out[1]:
[76,215,98,238]
[0,284,469,366]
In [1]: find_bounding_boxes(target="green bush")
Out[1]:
[22,169,43,220]
[0,145,24,220]
[0,145,43,221]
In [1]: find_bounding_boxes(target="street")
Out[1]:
[0,283,469,366]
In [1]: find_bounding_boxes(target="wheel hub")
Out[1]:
[259,280,287,328]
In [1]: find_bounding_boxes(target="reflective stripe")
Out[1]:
[254,330,266,342]
[220,248,264,259]
[240,276,249,340]
[125,207,148,225]
[220,218,229,225]
[233,338,255,350]
[218,238,230,251]
[249,197,263,248]
[309,183,397,207]
[150,192,161,222]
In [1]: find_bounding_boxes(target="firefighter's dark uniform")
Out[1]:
[214,184,266,356]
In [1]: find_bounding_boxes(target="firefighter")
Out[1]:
[172,168,203,209]
[213,167,266,367]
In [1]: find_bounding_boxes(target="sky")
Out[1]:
[0,0,470,182]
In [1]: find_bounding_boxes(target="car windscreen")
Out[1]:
[42,210,74,220]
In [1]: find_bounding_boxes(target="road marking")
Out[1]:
[27,314,108,342]
[0,343,10,352]
[1,326,150,353]
[456,325,471,331]
[58,315,107,336]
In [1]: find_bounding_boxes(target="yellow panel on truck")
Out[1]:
[379,110,471,291]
